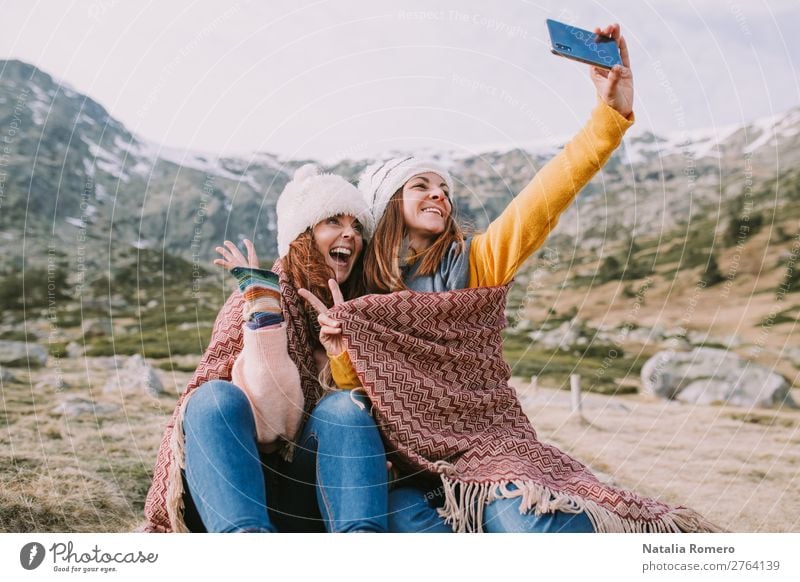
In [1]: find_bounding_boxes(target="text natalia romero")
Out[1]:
[643,544,735,554]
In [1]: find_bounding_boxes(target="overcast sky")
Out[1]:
[2,0,798,161]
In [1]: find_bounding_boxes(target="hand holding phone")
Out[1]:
[547,20,634,118]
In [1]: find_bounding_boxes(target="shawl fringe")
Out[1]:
[166,394,192,533]
[435,472,725,533]
[279,439,296,462]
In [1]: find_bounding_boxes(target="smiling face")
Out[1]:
[311,214,365,284]
[401,172,452,250]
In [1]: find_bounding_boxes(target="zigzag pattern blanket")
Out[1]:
[329,284,720,533]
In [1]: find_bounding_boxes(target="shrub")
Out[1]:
[702,254,725,286]
[725,211,763,246]
[0,266,71,309]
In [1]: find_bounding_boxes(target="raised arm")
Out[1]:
[469,23,634,287]
[216,240,304,449]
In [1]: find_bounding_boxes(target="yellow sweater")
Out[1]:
[330,100,634,388]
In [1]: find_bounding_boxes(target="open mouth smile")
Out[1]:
[421,207,444,217]
[329,246,353,266]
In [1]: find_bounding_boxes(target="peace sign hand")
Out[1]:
[214,239,260,270]
[298,279,346,356]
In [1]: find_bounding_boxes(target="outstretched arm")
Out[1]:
[469,25,634,287]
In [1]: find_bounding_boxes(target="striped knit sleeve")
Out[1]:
[230,267,283,329]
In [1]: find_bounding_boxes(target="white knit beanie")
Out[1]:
[276,164,374,258]
[357,157,454,225]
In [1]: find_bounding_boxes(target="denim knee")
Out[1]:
[311,390,373,428]
[483,499,595,533]
[184,380,255,435]
[388,487,452,533]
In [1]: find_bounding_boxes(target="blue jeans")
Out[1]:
[182,380,389,532]
[388,484,595,533]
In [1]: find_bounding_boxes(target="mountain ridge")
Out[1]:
[1,59,798,280]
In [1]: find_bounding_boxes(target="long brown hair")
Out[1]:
[364,188,465,293]
[281,229,366,350]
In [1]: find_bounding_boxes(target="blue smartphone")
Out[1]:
[546,19,622,70]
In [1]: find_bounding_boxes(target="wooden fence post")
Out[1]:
[570,373,585,422]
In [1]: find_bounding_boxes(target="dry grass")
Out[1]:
[514,378,800,532]
[0,359,187,532]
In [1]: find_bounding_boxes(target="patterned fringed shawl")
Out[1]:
[141,265,720,533]
[329,284,721,533]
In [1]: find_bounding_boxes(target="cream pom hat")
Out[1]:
[276,164,374,257]
[357,157,454,225]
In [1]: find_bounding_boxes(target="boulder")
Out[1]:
[1,366,16,383]
[686,330,741,349]
[529,318,588,351]
[88,355,126,369]
[66,342,85,358]
[641,347,796,408]
[658,336,692,351]
[664,327,687,338]
[50,396,120,418]
[624,324,666,345]
[35,374,69,391]
[103,354,165,396]
[81,318,113,338]
[110,295,128,309]
[0,340,48,367]
[778,346,800,368]
[627,327,653,344]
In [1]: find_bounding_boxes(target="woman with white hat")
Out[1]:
[319,23,635,533]
[141,165,390,533]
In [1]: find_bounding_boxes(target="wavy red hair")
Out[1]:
[281,228,366,351]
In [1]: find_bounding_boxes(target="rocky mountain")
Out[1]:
[1,58,798,286]
[0,60,292,276]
